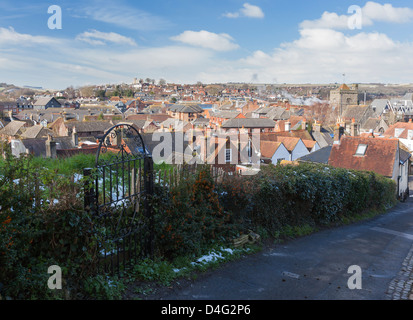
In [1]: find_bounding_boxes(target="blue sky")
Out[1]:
[1,0,413,89]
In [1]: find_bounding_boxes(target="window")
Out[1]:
[355,144,368,156]
[395,128,405,138]
[225,149,232,163]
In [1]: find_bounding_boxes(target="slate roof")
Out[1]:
[311,127,334,148]
[65,121,113,134]
[341,105,373,123]
[33,97,61,107]
[400,148,411,164]
[370,99,390,115]
[21,125,53,139]
[221,118,276,128]
[168,104,204,113]
[298,146,332,164]
[211,111,242,119]
[0,121,27,136]
[361,118,381,131]
[160,118,190,130]
[328,136,399,178]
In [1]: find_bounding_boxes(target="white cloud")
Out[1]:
[224,3,264,19]
[198,28,412,84]
[171,30,239,51]
[0,27,61,46]
[76,30,137,46]
[80,2,170,31]
[300,1,413,30]
[363,1,413,23]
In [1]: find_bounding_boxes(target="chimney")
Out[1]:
[350,118,358,137]
[368,129,375,138]
[334,124,343,144]
[302,118,307,131]
[313,121,321,133]
[45,134,57,159]
[285,121,291,132]
[72,127,78,147]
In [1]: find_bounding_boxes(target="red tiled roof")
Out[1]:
[328,136,399,177]
[260,140,282,158]
[383,122,413,139]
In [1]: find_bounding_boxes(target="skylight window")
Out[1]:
[355,144,368,156]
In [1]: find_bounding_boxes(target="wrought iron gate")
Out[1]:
[84,123,154,275]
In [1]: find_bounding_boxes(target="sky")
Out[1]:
[1,0,413,89]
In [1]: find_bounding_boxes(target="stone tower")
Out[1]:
[329,84,359,116]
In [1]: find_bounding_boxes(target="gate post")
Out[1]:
[144,155,154,257]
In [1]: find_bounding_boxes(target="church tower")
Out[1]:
[329,84,359,116]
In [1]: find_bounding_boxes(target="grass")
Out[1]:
[0,153,174,177]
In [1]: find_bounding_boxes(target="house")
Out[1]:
[167,104,204,122]
[0,120,31,141]
[209,111,245,128]
[328,135,409,200]
[11,133,98,158]
[298,146,332,164]
[260,140,290,165]
[311,121,334,148]
[126,113,172,125]
[112,120,158,133]
[221,118,276,134]
[21,125,54,139]
[52,120,113,138]
[302,139,320,153]
[158,118,192,132]
[340,105,374,131]
[33,97,62,110]
[260,133,310,161]
[382,120,413,155]
[360,117,389,135]
[370,99,390,116]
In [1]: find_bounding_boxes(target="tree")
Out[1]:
[79,86,95,98]
[95,90,106,100]
[65,86,76,99]
[158,78,166,86]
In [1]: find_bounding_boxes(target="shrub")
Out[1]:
[0,148,98,299]
[153,166,238,260]
[220,163,397,236]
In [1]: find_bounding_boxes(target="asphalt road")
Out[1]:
[160,193,413,300]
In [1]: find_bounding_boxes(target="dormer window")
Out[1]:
[355,144,368,156]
